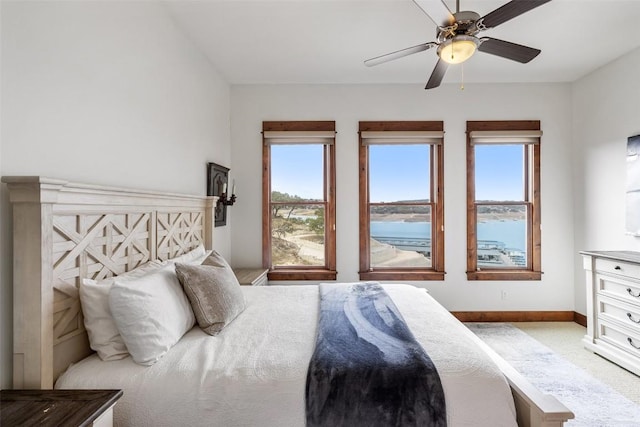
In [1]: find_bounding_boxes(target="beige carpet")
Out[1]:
[513,322,640,406]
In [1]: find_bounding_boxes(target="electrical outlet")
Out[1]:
[501,290,507,300]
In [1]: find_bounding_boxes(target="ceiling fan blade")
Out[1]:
[425,59,449,89]
[364,42,437,67]
[478,38,541,63]
[479,0,552,29]
[412,0,455,27]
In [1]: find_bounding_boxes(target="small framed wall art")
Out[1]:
[207,162,230,227]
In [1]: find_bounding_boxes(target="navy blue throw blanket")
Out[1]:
[305,283,447,427]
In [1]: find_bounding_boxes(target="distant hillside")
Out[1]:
[371,201,525,215]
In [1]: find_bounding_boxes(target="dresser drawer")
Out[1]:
[595,257,640,279]
[598,320,640,358]
[598,295,640,333]
[596,273,640,305]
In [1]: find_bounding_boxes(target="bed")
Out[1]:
[2,176,573,427]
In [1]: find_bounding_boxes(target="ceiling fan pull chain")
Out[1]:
[460,62,465,90]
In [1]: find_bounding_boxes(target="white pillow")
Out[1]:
[158,245,211,267]
[190,250,213,266]
[166,244,206,264]
[79,260,164,361]
[109,264,196,366]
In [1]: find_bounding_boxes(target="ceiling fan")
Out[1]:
[364,0,552,89]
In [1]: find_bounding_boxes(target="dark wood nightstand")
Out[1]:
[1,389,122,427]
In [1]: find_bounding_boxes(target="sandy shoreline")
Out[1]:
[276,228,431,268]
[272,211,523,267]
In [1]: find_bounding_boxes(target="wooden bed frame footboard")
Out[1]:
[2,176,573,426]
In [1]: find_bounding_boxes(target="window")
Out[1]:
[262,121,336,280]
[359,121,445,281]
[466,121,542,280]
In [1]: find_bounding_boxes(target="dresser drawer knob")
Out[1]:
[627,313,640,324]
[628,337,640,350]
[615,265,622,270]
[627,288,640,298]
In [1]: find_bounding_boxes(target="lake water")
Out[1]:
[371,220,526,251]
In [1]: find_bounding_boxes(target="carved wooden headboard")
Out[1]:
[2,177,217,389]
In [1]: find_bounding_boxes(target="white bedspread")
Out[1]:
[56,284,517,426]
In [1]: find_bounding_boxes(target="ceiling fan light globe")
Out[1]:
[438,36,477,65]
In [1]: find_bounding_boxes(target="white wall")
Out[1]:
[0,1,231,388]
[230,83,575,312]
[572,47,640,315]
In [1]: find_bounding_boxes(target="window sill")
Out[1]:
[267,269,337,281]
[359,270,445,281]
[466,270,542,281]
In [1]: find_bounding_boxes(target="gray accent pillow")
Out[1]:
[175,253,245,335]
[200,250,230,268]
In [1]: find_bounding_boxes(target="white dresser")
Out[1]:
[581,250,640,376]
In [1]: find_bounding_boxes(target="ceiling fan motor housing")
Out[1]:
[437,11,481,42]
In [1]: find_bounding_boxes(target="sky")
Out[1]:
[271,143,525,202]
[475,145,524,201]
[271,144,324,200]
[369,145,430,202]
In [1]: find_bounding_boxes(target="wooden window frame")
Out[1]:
[466,120,542,281]
[262,121,337,281]
[358,121,445,281]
